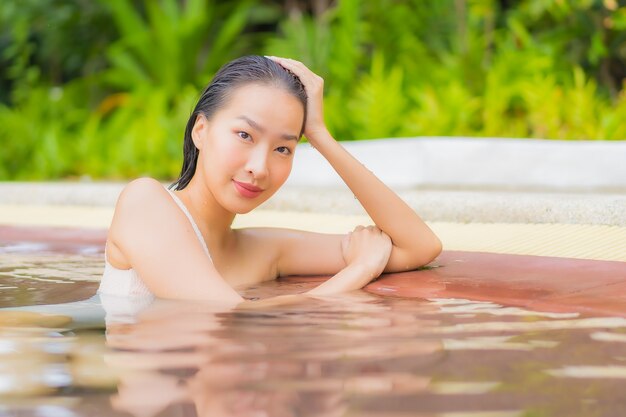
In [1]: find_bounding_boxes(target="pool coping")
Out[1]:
[288,137,626,192]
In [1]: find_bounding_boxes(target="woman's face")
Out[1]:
[192,83,304,214]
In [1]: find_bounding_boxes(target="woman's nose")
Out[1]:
[244,148,269,179]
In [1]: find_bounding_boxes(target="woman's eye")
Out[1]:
[238,131,251,140]
[276,146,292,155]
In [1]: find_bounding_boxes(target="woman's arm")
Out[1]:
[238,224,391,307]
[306,225,391,295]
[268,57,442,272]
[311,132,441,270]
[111,180,386,305]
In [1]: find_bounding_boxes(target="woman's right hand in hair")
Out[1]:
[341,225,392,278]
[266,56,328,143]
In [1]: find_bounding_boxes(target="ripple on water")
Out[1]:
[0,252,102,308]
[1,253,626,416]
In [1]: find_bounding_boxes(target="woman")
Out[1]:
[99,55,442,306]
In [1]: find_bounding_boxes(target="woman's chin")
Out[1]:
[234,205,256,215]
[227,194,273,215]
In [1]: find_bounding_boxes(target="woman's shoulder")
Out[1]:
[110,178,174,233]
[106,178,173,268]
[118,177,170,203]
[114,177,175,214]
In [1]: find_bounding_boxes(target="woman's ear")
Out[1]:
[191,114,208,150]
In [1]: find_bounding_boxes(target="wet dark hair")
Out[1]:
[170,55,307,190]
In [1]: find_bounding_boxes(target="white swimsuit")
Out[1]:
[97,188,211,298]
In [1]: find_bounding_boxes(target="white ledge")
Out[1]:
[287,137,626,192]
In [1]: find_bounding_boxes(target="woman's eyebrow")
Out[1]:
[236,115,299,141]
[237,115,265,132]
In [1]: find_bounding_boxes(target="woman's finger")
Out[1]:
[268,56,303,67]
[266,56,315,82]
[265,55,327,139]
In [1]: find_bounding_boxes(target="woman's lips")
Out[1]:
[232,180,264,198]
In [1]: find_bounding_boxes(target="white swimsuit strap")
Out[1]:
[166,189,211,259]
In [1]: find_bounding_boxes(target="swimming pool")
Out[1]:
[2,228,626,416]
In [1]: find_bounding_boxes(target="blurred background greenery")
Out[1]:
[1,0,625,180]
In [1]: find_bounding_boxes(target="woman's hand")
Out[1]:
[341,225,392,279]
[304,226,392,297]
[266,56,328,144]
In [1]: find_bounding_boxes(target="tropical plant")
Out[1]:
[1,0,625,180]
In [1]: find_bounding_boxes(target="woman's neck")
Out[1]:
[175,177,236,249]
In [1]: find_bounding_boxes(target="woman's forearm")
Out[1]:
[311,129,441,263]
[235,264,372,309]
[306,263,373,296]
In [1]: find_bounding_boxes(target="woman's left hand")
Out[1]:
[266,56,329,144]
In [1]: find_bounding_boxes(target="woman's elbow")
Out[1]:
[390,236,443,272]
[431,236,443,260]
[416,236,443,267]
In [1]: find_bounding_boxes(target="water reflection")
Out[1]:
[3,251,626,416]
[103,292,442,417]
[98,288,626,417]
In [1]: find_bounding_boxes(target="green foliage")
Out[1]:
[347,52,409,140]
[75,0,278,179]
[1,0,625,180]
[102,0,259,92]
[76,86,199,179]
[0,0,113,104]
[0,0,276,180]
[0,82,88,179]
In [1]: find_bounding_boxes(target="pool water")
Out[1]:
[2,244,626,416]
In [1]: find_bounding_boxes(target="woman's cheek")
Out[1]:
[212,135,245,171]
[274,158,293,185]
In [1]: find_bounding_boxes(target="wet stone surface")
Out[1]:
[1,247,626,416]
